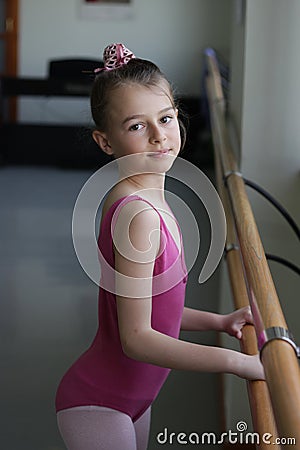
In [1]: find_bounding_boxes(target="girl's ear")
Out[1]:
[92,130,113,155]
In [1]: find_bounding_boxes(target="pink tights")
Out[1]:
[57,405,151,450]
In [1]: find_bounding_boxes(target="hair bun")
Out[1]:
[101,43,136,71]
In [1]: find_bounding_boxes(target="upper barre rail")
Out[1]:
[214,149,279,449]
[205,47,300,448]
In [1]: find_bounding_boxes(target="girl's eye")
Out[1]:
[160,115,173,124]
[129,123,143,132]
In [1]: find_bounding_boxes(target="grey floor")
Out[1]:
[0,165,221,450]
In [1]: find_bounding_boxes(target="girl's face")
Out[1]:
[93,82,181,174]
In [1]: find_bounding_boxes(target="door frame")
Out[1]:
[0,0,19,121]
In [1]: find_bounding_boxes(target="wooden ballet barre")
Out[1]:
[205,48,300,447]
[214,149,279,449]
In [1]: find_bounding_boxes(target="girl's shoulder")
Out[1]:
[101,183,159,225]
[101,186,161,260]
[101,185,181,255]
[101,183,132,220]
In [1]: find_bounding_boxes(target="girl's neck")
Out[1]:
[120,173,166,203]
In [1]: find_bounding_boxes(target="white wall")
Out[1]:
[222,0,300,430]
[18,0,232,123]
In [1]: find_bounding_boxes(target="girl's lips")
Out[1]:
[148,149,171,158]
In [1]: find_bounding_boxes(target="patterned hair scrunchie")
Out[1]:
[94,43,136,73]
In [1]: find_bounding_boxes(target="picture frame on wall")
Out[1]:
[80,0,134,20]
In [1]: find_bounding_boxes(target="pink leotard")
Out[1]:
[55,195,188,422]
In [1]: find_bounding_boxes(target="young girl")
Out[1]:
[55,43,264,450]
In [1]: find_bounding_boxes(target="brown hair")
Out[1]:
[90,58,187,150]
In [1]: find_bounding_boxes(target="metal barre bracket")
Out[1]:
[259,327,300,359]
[223,171,243,188]
[224,243,239,255]
[223,170,243,184]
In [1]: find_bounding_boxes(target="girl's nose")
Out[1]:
[149,125,167,145]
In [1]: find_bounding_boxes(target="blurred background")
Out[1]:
[0,1,299,449]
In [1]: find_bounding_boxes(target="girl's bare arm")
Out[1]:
[181,306,254,340]
[114,203,264,381]
[181,308,225,332]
